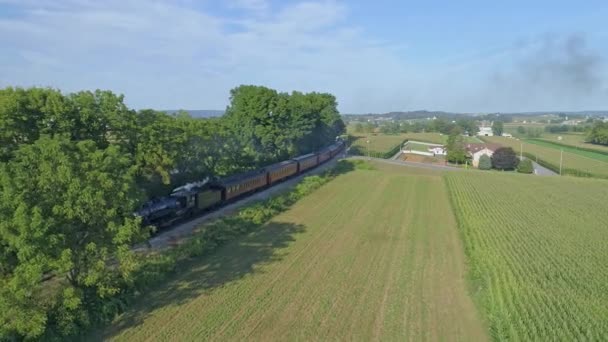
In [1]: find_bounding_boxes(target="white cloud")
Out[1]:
[1,0,606,113]
[0,0,417,112]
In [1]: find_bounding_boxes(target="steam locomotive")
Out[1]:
[135,140,345,230]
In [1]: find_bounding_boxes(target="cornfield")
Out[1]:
[445,172,608,340]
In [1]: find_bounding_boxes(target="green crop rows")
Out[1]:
[445,172,608,340]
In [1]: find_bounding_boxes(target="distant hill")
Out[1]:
[343,110,607,121]
[163,109,224,118]
[342,110,463,121]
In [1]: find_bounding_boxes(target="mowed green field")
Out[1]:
[101,163,487,341]
[483,136,608,178]
[525,139,608,163]
[350,133,410,153]
[446,172,608,340]
[538,133,608,154]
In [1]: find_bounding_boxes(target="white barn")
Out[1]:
[477,126,494,136]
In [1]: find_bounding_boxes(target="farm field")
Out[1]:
[350,133,410,154]
[482,136,608,178]
[525,139,608,163]
[404,142,434,152]
[445,172,608,340]
[100,162,487,341]
[538,133,608,154]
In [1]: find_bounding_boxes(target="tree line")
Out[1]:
[352,117,480,136]
[0,85,344,340]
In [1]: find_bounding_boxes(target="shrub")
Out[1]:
[491,147,519,170]
[478,154,492,170]
[517,159,534,174]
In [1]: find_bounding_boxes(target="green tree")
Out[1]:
[491,147,519,170]
[363,122,375,133]
[0,87,69,161]
[517,126,526,135]
[492,121,504,136]
[0,137,145,338]
[517,159,534,173]
[526,127,542,138]
[457,119,479,136]
[478,154,492,170]
[446,133,467,164]
[586,121,608,145]
[0,87,138,162]
[224,86,345,166]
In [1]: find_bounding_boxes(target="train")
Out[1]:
[136,140,345,230]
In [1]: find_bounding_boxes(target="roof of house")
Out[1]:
[465,143,502,154]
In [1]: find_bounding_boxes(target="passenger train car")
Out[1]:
[136,140,345,230]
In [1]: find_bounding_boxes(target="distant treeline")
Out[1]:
[352,118,479,136]
[0,85,344,340]
[343,111,601,123]
[543,124,587,133]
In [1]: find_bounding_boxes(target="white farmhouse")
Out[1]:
[465,143,501,168]
[477,126,494,136]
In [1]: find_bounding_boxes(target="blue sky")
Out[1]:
[1,0,608,113]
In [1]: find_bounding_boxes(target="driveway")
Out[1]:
[532,161,558,176]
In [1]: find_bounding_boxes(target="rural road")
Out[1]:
[532,161,557,176]
[139,151,347,251]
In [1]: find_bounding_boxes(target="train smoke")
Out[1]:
[483,33,607,111]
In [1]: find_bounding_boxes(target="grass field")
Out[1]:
[525,139,608,163]
[100,163,487,341]
[445,172,608,340]
[482,136,608,178]
[404,142,434,152]
[350,133,410,154]
[538,133,608,153]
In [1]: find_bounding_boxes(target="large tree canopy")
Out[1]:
[0,85,346,339]
[587,121,608,146]
[0,136,145,337]
[225,85,344,165]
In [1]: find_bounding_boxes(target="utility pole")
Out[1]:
[559,149,563,175]
[520,142,523,160]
